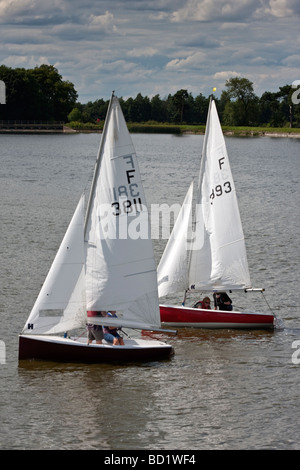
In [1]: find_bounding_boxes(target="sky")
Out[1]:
[0,0,299,103]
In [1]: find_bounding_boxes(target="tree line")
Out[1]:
[0,64,299,127]
[0,64,77,121]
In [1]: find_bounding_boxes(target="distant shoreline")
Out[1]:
[1,122,300,138]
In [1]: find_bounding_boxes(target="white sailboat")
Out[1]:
[19,93,174,363]
[158,99,275,329]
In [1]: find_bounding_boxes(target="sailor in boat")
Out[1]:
[193,297,212,309]
[213,292,233,311]
[103,312,125,346]
[87,311,104,344]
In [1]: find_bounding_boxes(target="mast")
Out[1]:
[84,91,115,238]
[184,97,212,300]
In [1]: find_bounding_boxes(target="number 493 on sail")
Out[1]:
[210,181,232,204]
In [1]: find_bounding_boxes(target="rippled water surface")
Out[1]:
[0,132,299,450]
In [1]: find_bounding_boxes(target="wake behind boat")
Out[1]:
[19,93,174,363]
[157,99,275,330]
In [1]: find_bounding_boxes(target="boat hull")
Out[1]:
[160,304,274,329]
[18,334,174,363]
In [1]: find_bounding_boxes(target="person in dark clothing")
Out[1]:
[213,292,232,311]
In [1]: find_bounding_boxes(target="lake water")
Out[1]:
[0,132,299,450]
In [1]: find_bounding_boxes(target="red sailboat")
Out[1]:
[158,99,275,330]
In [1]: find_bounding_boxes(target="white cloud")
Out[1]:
[166,52,206,70]
[282,54,300,67]
[213,71,241,80]
[171,0,257,22]
[3,54,50,68]
[171,0,300,22]
[88,11,117,32]
[127,48,159,58]
[0,0,68,23]
[258,0,294,18]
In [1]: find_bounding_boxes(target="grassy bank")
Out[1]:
[67,121,182,134]
[67,121,300,136]
[178,124,300,136]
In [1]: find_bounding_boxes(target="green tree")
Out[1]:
[68,107,82,122]
[30,65,77,120]
[259,91,281,126]
[171,89,189,123]
[127,93,151,122]
[276,84,295,127]
[0,64,77,121]
[80,98,107,122]
[185,92,195,123]
[291,85,300,127]
[150,94,168,122]
[193,93,210,123]
[225,77,258,125]
[218,90,231,122]
[0,65,27,119]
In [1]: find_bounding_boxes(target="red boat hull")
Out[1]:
[160,304,274,329]
[18,335,174,363]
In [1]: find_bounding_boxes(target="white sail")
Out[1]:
[158,99,252,298]
[22,195,87,334]
[85,95,161,330]
[157,181,193,297]
[189,99,251,291]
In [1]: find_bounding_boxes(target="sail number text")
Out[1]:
[210,181,232,204]
[209,157,232,204]
[112,195,143,216]
[111,154,144,216]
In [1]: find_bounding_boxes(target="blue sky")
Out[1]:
[0,0,299,103]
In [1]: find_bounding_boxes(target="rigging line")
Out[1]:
[184,179,196,305]
[125,269,156,277]
[261,290,276,317]
[119,328,130,338]
[73,329,87,340]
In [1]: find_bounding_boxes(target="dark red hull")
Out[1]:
[19,335,174,363]
[160,304,274,329]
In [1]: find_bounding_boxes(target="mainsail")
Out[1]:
[158,99,252,297]
[85,95,161,330]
